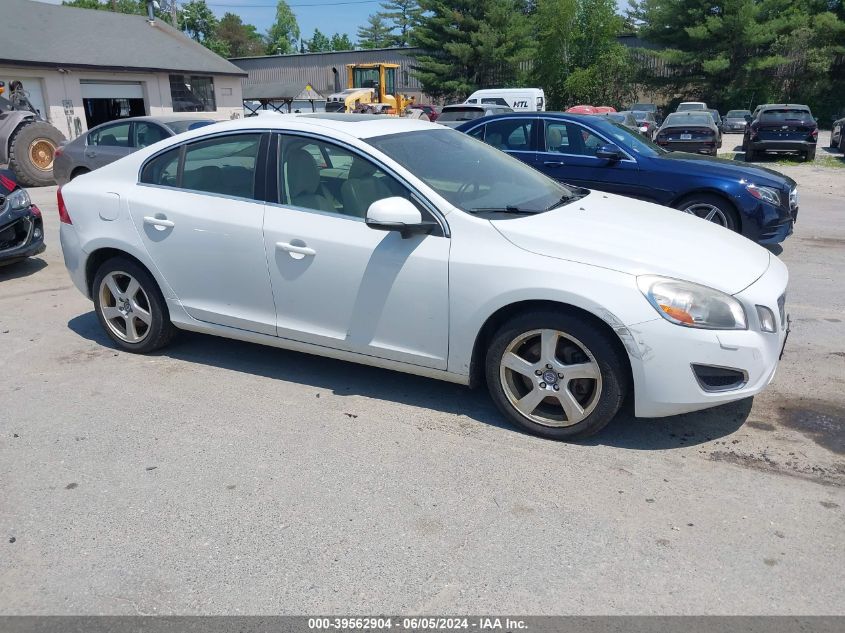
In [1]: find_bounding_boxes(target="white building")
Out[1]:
[0,0,247,141]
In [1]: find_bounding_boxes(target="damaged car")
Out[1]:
[0,169,44,266]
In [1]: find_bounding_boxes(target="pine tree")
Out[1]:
[378,0,421,47]
[306,28,332,52]
[330,33,355,51]
[357,14,393,49]
[411,0,533,100]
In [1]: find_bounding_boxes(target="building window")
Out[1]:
[169,74,216,112]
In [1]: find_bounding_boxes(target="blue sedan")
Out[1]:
[456,112,798,244]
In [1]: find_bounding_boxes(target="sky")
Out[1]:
[37,0,630,51]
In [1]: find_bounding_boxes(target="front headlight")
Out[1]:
[745,183,781,207]
[637,276,747,330]
[7,188,31,211]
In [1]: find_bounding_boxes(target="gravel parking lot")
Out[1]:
[1,164,843,614]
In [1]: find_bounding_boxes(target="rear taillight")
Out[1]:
[810,128,818,139]
[57,187,72,224]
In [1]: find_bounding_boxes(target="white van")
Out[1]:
[464,88,546,112]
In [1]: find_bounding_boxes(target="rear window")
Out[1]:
[666,113,713,126]
[726,110,750,118]
[438,107,484,122]
[631,104,655,111]
[760,108,813,122]
[165,120,216,134]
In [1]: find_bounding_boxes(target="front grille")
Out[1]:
[777,294,786,328]
[692,364,748,392]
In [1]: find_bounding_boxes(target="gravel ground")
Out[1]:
[0,167,843,615]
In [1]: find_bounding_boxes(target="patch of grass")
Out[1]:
[815,155,845,169]
[719,150,845,168]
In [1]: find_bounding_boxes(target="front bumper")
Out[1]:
[0,206,45,265]
[627,258,789,418]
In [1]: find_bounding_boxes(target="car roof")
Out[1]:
[87,115,218,129]
[758,104,811,110]
[158,112,443,141]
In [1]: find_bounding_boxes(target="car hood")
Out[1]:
[653,151,796,188]
[490,191,771,295]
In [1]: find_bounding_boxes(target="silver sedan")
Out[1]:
[53,115,215,185]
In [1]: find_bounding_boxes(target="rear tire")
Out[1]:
[485,311,628,441]
[70,167,90,180]
[806,147,816,161]
[7,120,66,187]
[744,148,755,162]
[92,256,176,354]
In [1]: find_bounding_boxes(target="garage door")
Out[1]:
[80,81,144,99]
[1,76,46,119]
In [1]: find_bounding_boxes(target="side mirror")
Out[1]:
[365,197,435,239]
[595,143,623,161]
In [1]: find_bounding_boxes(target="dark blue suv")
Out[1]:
[456,112,798,244]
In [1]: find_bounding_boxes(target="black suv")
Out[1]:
[743,104,818,161]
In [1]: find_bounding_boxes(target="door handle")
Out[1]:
[543,161,565,167]
[143,216,175,229]
[276,241,316,257]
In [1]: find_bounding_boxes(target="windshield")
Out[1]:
[438,107,484,122]
[665,113,713,126]
[165,120,215,134]
[366,129,575,213]
[726,110,750,118]
[597,120,665,157]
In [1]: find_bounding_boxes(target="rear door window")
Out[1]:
[88,122,130,147]
[133,122,169,148]
[181,134,262,199]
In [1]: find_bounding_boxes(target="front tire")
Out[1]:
[92,257,175,353]
[485,311,628,441]
[744,148,755,161]
[7,120,66,187]
[675,193,739,232]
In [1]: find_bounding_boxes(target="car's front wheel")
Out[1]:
[93,257,176,353]
[485,311,628,440]
[675,193,739,232]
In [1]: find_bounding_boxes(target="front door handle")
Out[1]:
[543,160,565,167]
[276,241,316,257]
[143,216,175,229]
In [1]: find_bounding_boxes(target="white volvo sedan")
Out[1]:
[59,114,789,440]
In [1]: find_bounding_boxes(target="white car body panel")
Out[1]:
[59,114,788,420]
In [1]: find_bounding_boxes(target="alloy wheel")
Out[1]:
[98,271,153,344]
[499,329,602,427]
[681,202,729,227]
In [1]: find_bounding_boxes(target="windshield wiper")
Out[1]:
[467,205,537,215]
[545,190,588,211]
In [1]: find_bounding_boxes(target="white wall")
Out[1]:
[0,66,244,141]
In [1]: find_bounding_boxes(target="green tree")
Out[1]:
[266,0,301,55]
[306,28,332,52]
[530,0,578,109]
[411,0,534,100]
[62,0,175,23]
[217,12,265,57]
[629,0,845,117]
[330,33,355,51]
[179,0,217,42]
[378,0,421,47]
[357,14,393,48]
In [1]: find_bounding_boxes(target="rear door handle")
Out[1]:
[143,216,175,229]
[276,241,316,257]
[543,161,565,167]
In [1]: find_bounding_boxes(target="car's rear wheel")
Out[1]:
[485,311,627,440]
[806,147,816,161]
[744,148,755,161]
[70,167,90,180]
[93,257,175,353]
[675,193,739,232]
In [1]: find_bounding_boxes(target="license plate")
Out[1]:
[680,134,692,140]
